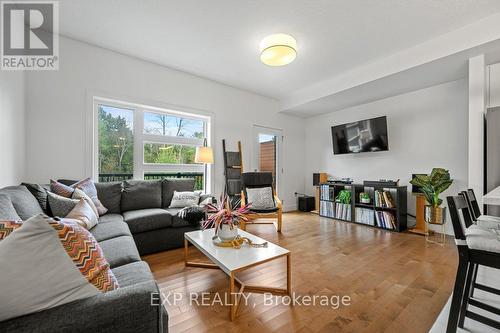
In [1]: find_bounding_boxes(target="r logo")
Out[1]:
[1,1,58,70]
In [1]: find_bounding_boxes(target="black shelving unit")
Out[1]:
[319,182,407,232]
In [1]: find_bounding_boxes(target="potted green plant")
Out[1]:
[335,190,351,204]
[410,168,453,225]
[359,192,371,204]
[202,192,251,241]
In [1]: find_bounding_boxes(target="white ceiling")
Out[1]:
[58,0,500,102]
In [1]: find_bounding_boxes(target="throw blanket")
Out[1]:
[177,206,206,225]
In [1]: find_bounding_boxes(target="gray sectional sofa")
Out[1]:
[0,178,206,333]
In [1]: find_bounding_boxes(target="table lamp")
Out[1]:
[195,139,214,193]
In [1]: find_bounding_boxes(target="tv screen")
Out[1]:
[331,116,389,155]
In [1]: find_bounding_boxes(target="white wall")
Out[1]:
[25,37,305,211]
[304,79,469,234]
[0,72,25,187]
[468,55,485,206]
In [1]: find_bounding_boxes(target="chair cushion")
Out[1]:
[98,236,141,268]
[246,187,276,209]
[477,218,500,229]
[477,214,500,222]
[111,261,153,288]
[121,180,162,212]
[249,207,280,214]
[98,213,124,224]
[95,182,122,214]
[465,225,500,253]
[164,208,192,228]
[162,179,195,208]
[0,186,44,220]
[123,209,173,233]
[0,194,21,221]
[90,221,131,242]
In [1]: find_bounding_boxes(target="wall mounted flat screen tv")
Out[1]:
[331,116,389,155]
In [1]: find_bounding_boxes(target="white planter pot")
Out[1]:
[360,198,371,204]
[217,224,238,241]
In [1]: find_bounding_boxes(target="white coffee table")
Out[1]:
[184,228,291,321]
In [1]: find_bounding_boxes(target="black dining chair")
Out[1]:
[446,194,500,332]
[462,189,500,227]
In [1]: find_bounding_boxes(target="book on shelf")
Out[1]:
[374,189,396,208]
[375,211,397,229]
[320,200,335,218]
[355,207,374,225]
[334,203,351,220]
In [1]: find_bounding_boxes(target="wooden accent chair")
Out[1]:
[446,194,500,332]
[240,172,283,232]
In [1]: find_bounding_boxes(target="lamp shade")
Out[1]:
[260,33,297,66]
[195,146,214,164]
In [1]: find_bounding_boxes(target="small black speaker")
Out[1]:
[298,196,315,212]
[313,173,320,186]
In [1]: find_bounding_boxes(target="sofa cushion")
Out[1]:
[162,178,195,208]
[98,213,124,224]
[123,209,173,233]
[111,261,153,288]
[0,194,21,221]
[95,181,122,214]
[121,180,162,212]
[90,221,131,242]
[99,236,141,268]
[164,208,192,228]
[0,186,44,220]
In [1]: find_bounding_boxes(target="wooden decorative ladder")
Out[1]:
[222,139,243,207]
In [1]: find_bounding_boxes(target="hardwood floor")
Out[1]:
[143,212,458,333]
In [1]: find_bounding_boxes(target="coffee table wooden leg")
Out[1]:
[286,253,291,296]
[230,272,236,321]
[184,238,188,265]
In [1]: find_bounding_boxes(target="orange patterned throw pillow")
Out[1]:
[0,215,118,321]
[50,218,117,291]
[0,221,23,240]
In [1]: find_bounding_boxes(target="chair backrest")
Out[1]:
[463,189,482,221]
[447,195,474,241]
[241,172,275,205]
[241,172,274,189]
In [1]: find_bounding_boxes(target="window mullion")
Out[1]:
[133,109,144,179]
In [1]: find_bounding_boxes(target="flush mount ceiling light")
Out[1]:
[259,33,297,66]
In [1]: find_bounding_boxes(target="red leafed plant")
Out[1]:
[202,192,251,233]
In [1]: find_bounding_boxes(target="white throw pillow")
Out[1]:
[66,198,99,230]
[246,187,275,209]
[72,188,99,218]
[169,191,201,208]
